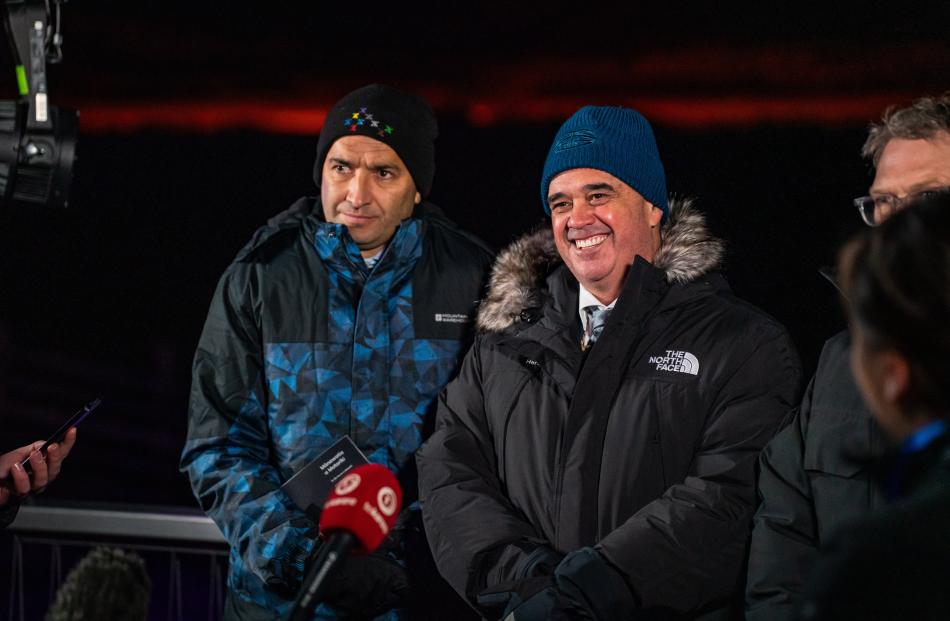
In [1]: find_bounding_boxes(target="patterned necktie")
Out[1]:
[584,305,611,348]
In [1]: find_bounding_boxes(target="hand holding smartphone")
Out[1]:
[19,398,99,474]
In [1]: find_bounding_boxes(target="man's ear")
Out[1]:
[879,349,911,405]
[414,191,422,205]
[646,202,663,227]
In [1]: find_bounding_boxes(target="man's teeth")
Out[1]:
[575,235,608,248]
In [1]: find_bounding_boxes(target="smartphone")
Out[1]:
[19,398,101,474]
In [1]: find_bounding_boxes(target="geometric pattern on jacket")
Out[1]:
[181,198,493,620]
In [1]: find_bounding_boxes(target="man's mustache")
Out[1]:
[335,201,374,215]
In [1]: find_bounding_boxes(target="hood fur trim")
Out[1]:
[476,197,724,332]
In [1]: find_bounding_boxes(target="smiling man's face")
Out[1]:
[548,167,663,303]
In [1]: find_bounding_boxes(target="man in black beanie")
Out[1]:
[181,84,493,620]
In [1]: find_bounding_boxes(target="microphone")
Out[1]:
[288,463,402,621]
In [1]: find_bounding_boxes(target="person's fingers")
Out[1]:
[10,460,31,495]
[0,444,35,478]
[46,443,63,480]
[0,485,11,506]
[59,427,77,458]
[29,450,49,490]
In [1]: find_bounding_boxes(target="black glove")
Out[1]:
[477,575,553,617]
[504,548,637,621]
[517,544,564,579]
[322,552,411,618]
[474,543,564,617]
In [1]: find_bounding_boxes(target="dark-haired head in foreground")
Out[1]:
[45,546,150,621]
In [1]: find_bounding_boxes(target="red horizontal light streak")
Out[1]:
[76,102,330,134]
[74,94,916,134]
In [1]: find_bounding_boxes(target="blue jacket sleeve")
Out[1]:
[180,263,317,597]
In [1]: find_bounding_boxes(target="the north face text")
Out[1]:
[648,350,700,375]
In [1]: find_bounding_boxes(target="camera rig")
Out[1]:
[0,0,77,208]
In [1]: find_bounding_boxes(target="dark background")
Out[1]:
[0,3,948,510]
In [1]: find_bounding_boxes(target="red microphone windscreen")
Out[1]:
[319,463,403,553]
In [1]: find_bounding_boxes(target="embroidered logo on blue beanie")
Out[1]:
[554,129,597,152]
[541,106,669,223]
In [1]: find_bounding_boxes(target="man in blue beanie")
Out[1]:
[418,105,802,619]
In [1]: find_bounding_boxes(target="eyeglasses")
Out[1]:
[854,186,950,226]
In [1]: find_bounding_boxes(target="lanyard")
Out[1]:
[886,419,949,501]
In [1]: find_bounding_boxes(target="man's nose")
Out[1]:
[347,171,371,207]
[568,200,596,227]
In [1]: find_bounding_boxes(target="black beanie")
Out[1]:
[313,84,438,198]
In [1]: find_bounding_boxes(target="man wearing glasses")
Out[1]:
[746,93,950,620]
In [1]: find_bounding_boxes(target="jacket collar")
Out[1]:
[307,199,426,285]
[477,197,725,333]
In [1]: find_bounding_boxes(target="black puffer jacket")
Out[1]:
[417,200,803,618]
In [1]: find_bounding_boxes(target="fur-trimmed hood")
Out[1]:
[476,197,725,332]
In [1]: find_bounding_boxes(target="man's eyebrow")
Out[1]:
[547,191,568,205]
[870,180,939,196]
[547,182,619,205]
[583,182,617,193]
[369,162,400,171]
[907,180,950,194]
[327,156,351,167]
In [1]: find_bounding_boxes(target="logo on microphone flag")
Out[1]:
[335,472,361,495]
[320,463,404,553]
[377,487,398,517]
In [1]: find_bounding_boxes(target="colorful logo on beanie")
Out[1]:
[343,107,395,138]
[554,129,596,152]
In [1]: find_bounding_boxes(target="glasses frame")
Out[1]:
[854,186,950,226]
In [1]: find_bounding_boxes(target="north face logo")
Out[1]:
[648,350,700,375]
[554,129,596,152]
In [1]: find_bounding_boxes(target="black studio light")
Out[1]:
[0,0,77,208]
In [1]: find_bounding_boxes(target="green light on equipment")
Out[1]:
[15,65,28,95]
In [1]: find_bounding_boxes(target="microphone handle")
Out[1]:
[288,531,357,621]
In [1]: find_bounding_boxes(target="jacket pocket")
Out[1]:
[802,408,875,479]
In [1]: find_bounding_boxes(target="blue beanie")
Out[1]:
[540,106,668,222]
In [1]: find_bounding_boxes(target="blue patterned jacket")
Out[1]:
[180,197,493,619]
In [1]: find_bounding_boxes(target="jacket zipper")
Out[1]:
[499,373,535,483]
[523,353,573,541]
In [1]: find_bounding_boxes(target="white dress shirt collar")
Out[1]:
[578,284,617,339]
